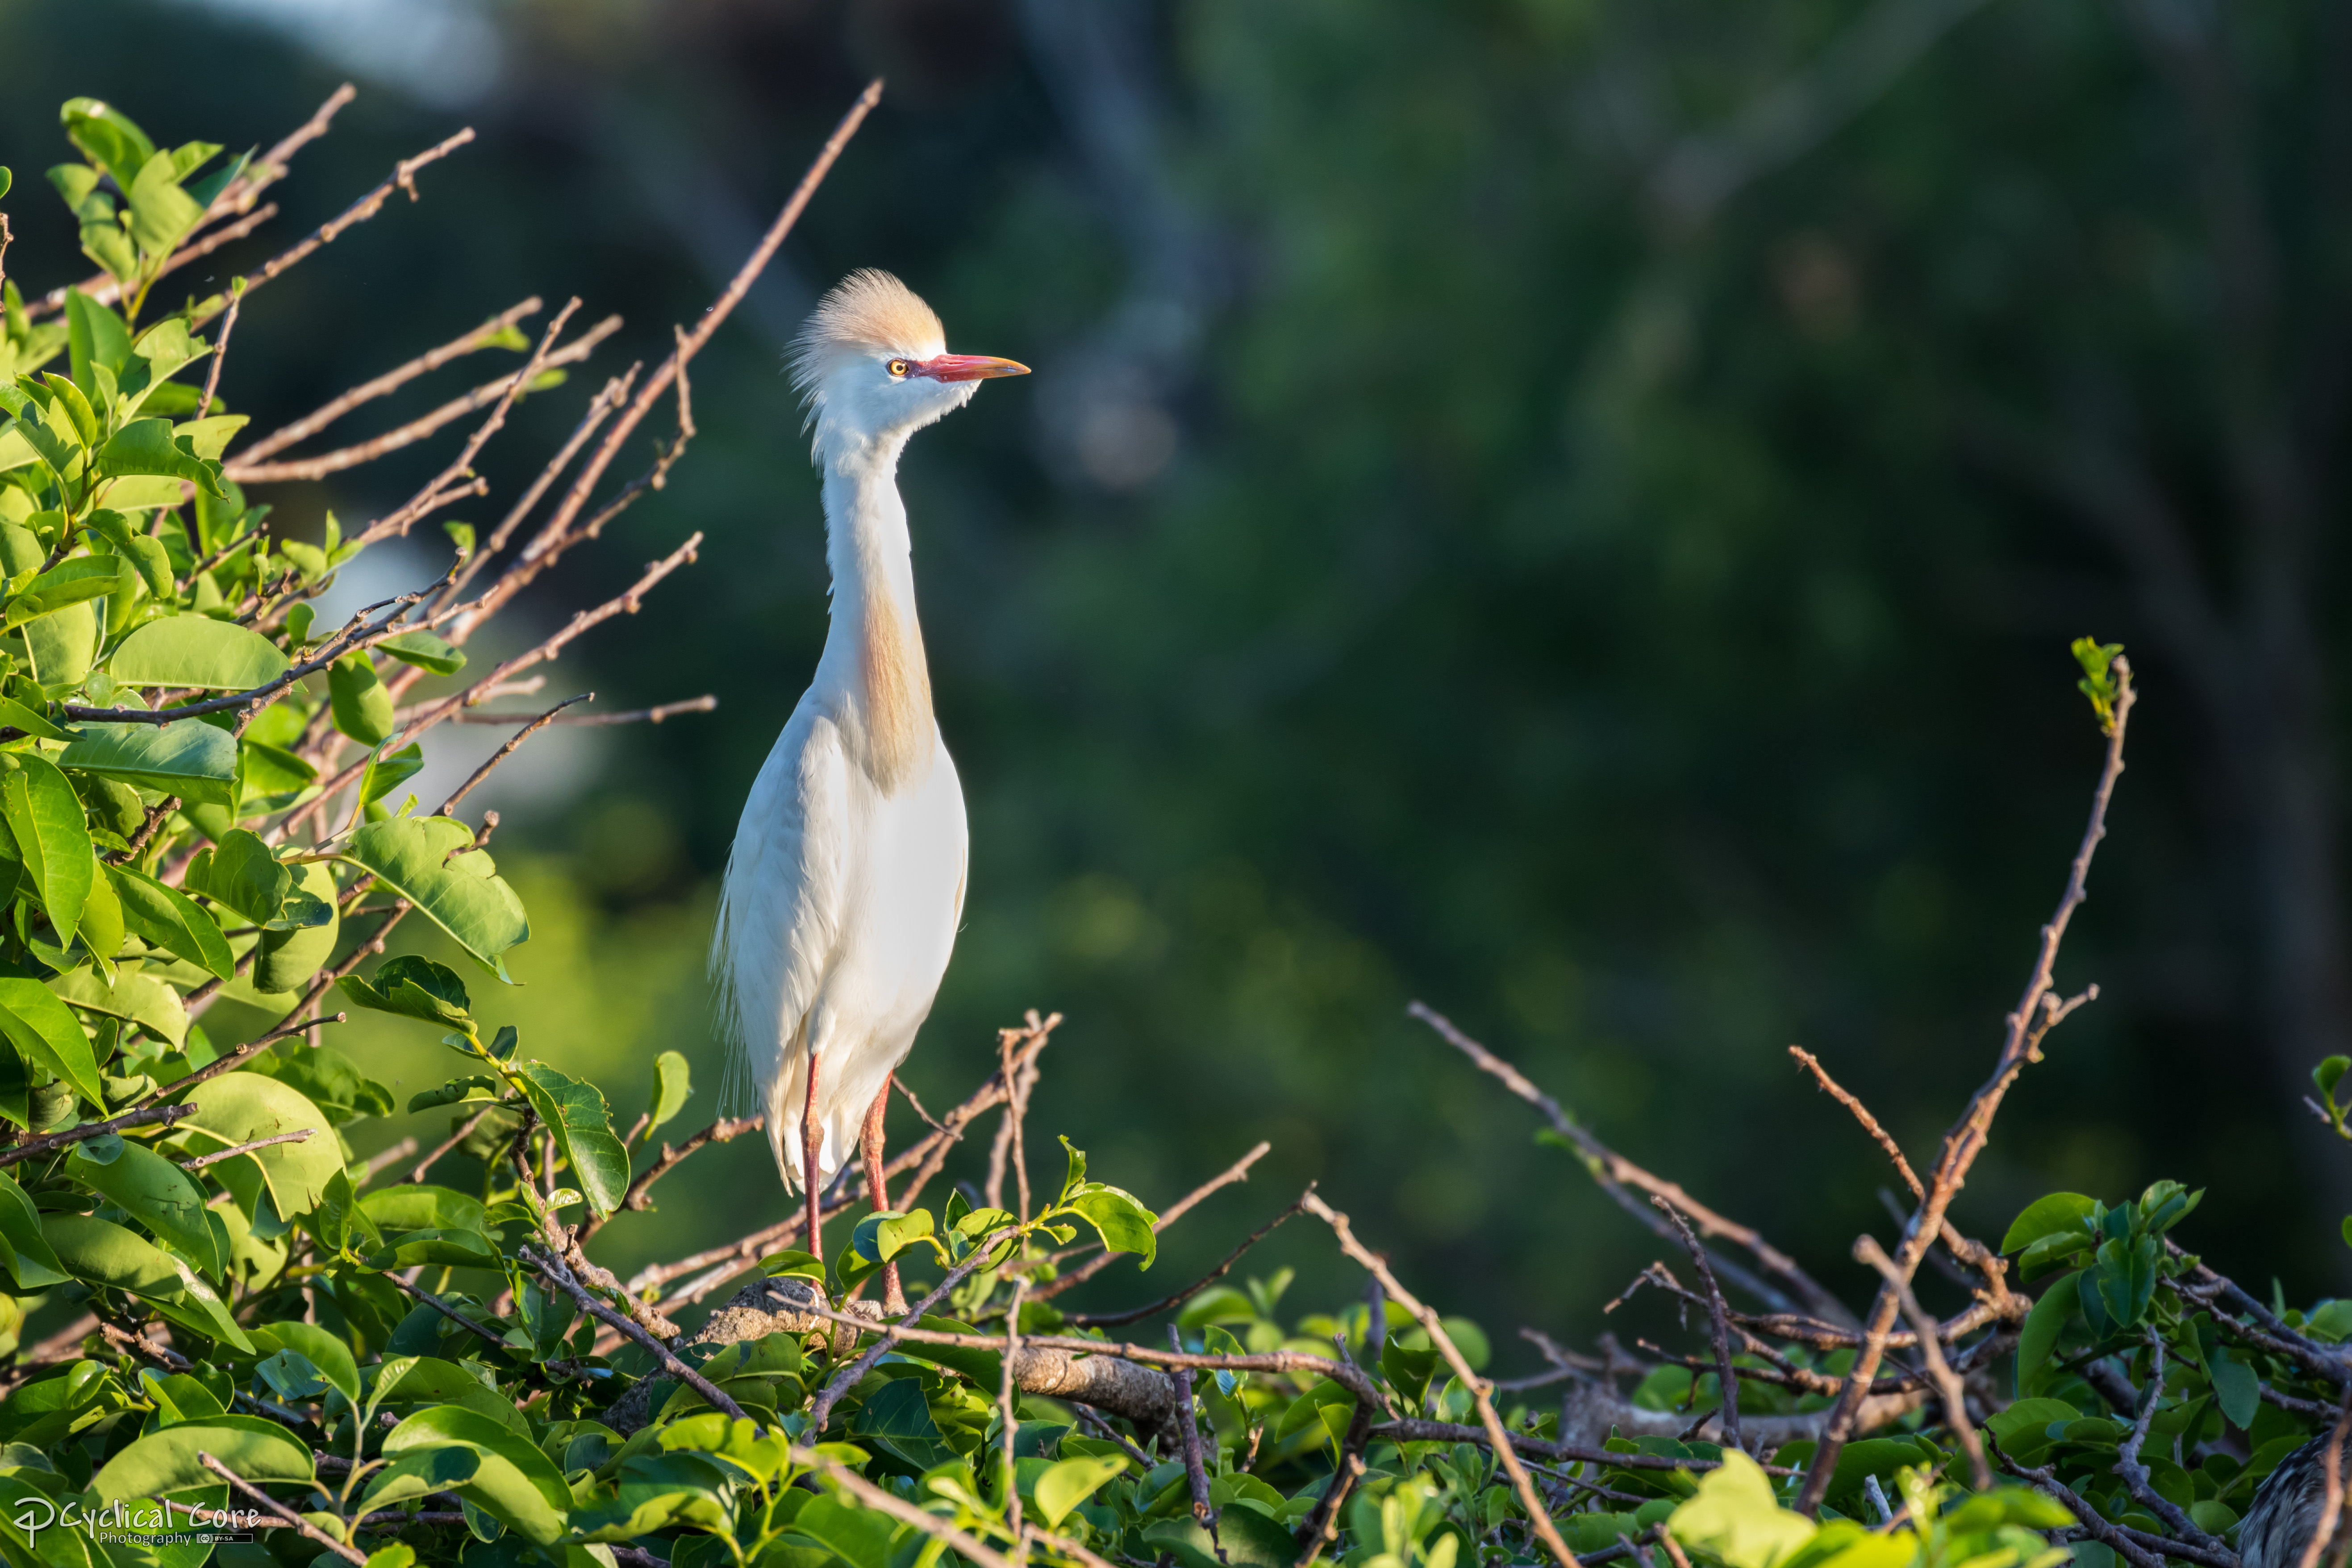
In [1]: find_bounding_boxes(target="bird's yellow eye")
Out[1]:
[887,359,910,377]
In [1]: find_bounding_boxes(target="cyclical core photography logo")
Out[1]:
[11,1497,263,1549]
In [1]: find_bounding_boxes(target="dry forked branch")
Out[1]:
[224,313,621,485]
[232,295,547,464]
[1410,1000,1850,1326]
[1796,655,2136,1514]
[1787,1043,2010,1301]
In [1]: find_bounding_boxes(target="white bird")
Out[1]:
[714,270,1027,1313]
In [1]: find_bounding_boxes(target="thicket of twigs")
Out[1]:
[2,80,2350,1568]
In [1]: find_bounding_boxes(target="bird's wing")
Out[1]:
[713,698,851,1130]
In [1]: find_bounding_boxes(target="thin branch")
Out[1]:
[581,1114,762,1243]
[384,1272,508,1354]
[127,1014,346,1111]
[192,128,477,328]
[1798,658,2135,1514]
[1063,1198,1304,1327]
[180,1128,314,1171]
[225,314,617,484]
[1303,1193,1580,1568]
[0,1101,197,1167]
[1653,1197,1742,1452]
[409,1104,497,1184]
[198,288,244,418]
[438,692,592,813]
[807,1252,995,1432]
[1412,1001,1848,1324]
[1034,1138,1273,1303]
[1854,1234,1989,1489]
[1169,1323,1216,1533]
[1001,1280,1030,1544]
[198,1454,367,1566]
[1991,1437,2170,1568]
[521,1243,740,1417]
[456,80,883,630]
[448,694,717,726]
[234,296,544,463]
[1791,1047,2009,1299]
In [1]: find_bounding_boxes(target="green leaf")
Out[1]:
[362,741,425,809]
[358,1184,487,1234]
[0,1168,71,1288]
[254,860,339,994]
[330,653,395,745]
[64,288,133,380]
[381,1406,572,1545]
[1143,1509,1302,1568]
[106,863,234,980]
[3,557,127,631]
[377,629,467,675]
[67,1132,220,1275]
[2319,1057,2351,1104]
[3,754,94,939]
[791,1494,901,1568]
[2017,1272,2081,1394]
[365,1227,504,1272]
[1034,1454,1127,1527]
[1670,1451,1818,1568]
[515,1062,628,1217]
[60,99,158,192]
[644,1049,692,1139]
[252,1321,361,1405]
[359,1444,485,1514]
[108,613,287,689]
[92,418,222,496]
[53,964,190,1048]
[0,975,104,1104]
[1063,1184,1160,1268]
[182,1073,343,1218]
[2210,1351,2259,1430]
[43,1210,183,1294]
[340,953,473,1027]
[89,1414,313,1500]
[2002,1192,2095,1254]
[335,814,529,974]
[60,720,240,807]
[185,827,304,926]
[844,1376,958,1472]
[0,696,67,742]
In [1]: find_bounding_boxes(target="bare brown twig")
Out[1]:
[1411,1001,1848,1326]
[1303,1193,1580,1568]
[1797,657,2135,1514]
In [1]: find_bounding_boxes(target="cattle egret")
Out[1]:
[714,270,1027,1313]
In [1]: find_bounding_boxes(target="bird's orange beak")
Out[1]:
[913,354,1030,382]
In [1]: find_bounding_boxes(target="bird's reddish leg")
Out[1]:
[801,1048,825,1263]
[863,1078,907,1316]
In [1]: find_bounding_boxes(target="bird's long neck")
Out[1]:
[815,434,934,793]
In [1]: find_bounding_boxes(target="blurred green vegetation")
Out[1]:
[4,0,2342,1364]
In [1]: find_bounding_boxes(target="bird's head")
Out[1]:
[789,269,1028,454]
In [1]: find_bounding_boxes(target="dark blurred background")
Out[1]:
[3,0,2346,1362]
